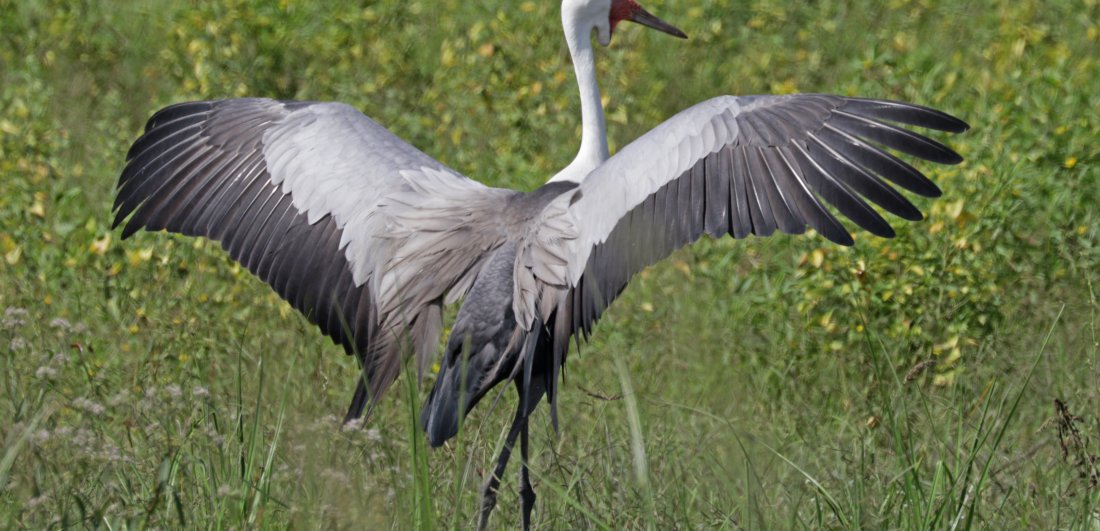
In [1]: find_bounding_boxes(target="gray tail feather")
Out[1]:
[520,320,541,422]
[343,377,370,424]
[421,360,462,447]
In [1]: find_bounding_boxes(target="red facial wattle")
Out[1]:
[609,0,642,33]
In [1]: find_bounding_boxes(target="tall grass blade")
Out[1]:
[614,353,656,529]
[0,404,48,493]
[404,358,435,530]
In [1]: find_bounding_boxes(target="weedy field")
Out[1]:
[2,0,1099,528]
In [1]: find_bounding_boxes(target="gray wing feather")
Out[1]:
[519,93,967,359]
[114,98,508,416]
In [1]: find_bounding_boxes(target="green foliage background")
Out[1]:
[1,0,1098,528]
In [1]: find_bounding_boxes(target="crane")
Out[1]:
[112,0,969,528]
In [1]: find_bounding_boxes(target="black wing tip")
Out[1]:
[843,97,971,134]
[858,216,897,240]
[110,196,135,234]
[898,208,924,223]
[115,101,221,237]
[111,209,126,231]
[823,230,855,247]
[923,110,970,135]
[921,183,944,198]
[826,222,899,246]
[943,116,971,135]
[119,216,145,239]
[943,151,965,165]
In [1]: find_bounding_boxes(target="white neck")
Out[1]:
[548,14,610,183]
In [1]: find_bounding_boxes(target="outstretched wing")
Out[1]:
[518,93,968,355]
[113,98,511,416]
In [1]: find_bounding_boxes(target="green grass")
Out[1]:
[2,0,1099,528]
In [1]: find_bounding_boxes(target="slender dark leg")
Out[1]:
[519,422,536,530]
[478,402,525,531]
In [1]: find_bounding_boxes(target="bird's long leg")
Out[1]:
[478,401,526,531]
[519,421,536,530]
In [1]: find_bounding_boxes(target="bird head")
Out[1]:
[563,0,687,47]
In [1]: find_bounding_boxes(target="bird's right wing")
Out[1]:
[113,99,512,416]
[516,93,968,357]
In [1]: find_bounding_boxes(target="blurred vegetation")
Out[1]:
[2,0,1099,528]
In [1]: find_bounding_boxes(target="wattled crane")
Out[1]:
[113,0,968,527]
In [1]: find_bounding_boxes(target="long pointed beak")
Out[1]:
[628,6,688,39]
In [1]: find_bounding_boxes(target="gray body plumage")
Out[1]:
[422,182,579,445]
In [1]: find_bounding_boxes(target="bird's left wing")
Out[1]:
[517,93,968,353]
[113,98,512,417]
